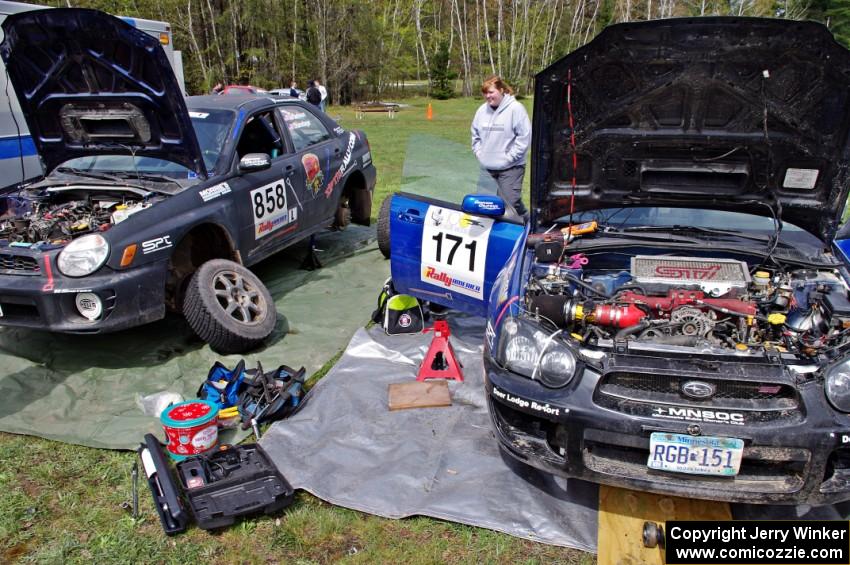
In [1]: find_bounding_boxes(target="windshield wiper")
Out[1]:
[113,171,184,190]
[617,225,774,244]
[55,167,134,184]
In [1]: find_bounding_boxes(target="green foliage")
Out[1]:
[26,0,843,102]
[827,0,850,48]
[429,41,456,100]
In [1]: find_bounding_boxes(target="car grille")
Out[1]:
[0,253,39,274]
[596,371,801,424]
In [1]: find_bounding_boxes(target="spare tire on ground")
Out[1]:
[183,259,276,354]
[377,195,391,259]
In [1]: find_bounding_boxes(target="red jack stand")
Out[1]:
[417,320,464,382]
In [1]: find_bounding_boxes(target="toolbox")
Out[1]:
[175,443,294,530]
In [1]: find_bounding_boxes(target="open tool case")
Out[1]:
[175,443,294,530]
[140,434,293,532]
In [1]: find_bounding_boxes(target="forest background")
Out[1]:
[26,0,850,102]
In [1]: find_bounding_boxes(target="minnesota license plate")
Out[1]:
[647,432,743,476]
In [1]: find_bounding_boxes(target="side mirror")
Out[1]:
[462,194,505,217]
[238,153,271,172]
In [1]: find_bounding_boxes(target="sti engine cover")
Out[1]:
[631,256,751,295]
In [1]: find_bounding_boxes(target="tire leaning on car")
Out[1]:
[182,259,276,354]
[377,195,391,259]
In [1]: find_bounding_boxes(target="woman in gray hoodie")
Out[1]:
[471,76,531,219]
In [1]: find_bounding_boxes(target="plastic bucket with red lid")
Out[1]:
[160,399,219,461]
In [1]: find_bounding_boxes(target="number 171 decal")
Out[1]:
[420,205,493,299]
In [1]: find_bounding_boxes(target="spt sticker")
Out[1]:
[420,205,492,299]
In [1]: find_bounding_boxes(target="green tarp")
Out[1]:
[0,226,388,449]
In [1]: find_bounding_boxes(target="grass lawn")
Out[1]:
[0,97,593,564]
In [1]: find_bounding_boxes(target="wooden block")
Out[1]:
[388,380,452,411]
[597,484,731,565]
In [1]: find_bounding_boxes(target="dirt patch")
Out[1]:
[2,542,29,563]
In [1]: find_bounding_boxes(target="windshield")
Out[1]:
[56,109,233,178]
[562,207,825,248]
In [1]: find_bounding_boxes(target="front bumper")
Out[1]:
[484,351,850,506]
[0,255,168,334]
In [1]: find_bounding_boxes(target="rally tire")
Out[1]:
[183,259,276,354]
[377,195,391,259]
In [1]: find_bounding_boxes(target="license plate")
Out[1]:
[647,432,743,476]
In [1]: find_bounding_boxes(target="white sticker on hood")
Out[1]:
[783,168,819,190]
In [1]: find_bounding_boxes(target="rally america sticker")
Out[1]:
[420,205,492,299]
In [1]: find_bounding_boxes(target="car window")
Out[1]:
[279,107,330,152]
[60,154,191,176]
[190,109,233,172]
[566,207,799,232]
[236,110,285,160]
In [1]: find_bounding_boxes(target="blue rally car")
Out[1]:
[384,17,850,505]
[0,9,374,353]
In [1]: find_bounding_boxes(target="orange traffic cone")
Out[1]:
[426,103,433,120]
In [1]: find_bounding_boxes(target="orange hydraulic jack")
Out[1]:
[417,320,464,382]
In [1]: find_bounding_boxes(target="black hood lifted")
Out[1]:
[0,8,207,178]
[531,17,850,242]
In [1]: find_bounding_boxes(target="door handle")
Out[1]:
[285,165,294,171]
[334,148,340,154]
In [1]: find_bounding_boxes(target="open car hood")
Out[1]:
[531,17,850,242]
[0,8,207,178]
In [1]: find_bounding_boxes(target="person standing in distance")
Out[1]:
[316,79,328,112]
[306,80,322,108]
[471,76,531,219]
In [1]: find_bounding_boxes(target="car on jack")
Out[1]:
[0,8,375,353]
[383,17,850,505]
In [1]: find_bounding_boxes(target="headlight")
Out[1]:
[57,234,109,277]
[498,316,577,388]
[826,360,850,412]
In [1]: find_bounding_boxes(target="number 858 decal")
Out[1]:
[420,205,493,299]
[251,179,297,239]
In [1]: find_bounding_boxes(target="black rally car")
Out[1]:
[386,17,850,505]
[0,9,375,353]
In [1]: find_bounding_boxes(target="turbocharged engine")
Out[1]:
[525,254,850,357]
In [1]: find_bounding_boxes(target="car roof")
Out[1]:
[186,95,311,113]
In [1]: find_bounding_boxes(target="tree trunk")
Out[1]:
[482,0,496,75]
[413,0,431,84]
[184,0,209,90]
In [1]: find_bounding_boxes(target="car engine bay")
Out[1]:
[0,188,161,246]
[524,250,850,360]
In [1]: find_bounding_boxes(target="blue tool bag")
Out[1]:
[197,360,246,410]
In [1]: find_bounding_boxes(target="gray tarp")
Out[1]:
[261,314,599,551]
[0,226,388,449]
[260,310,850,552]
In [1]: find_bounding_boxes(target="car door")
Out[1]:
[230,108,303,262]
[278,105,343,229]
[388,192,525,317]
